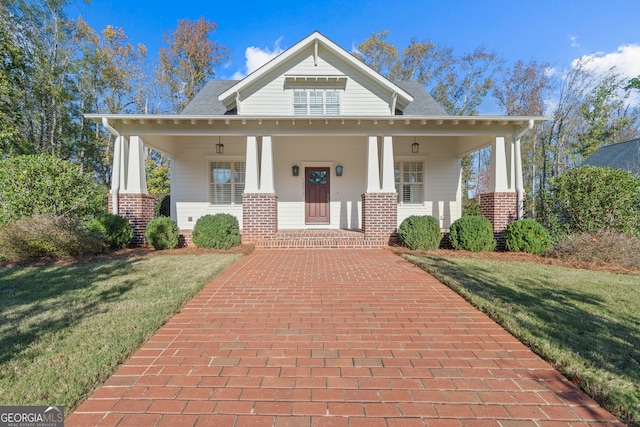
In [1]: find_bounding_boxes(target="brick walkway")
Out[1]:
[67,250,622,427]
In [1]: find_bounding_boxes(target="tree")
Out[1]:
[353,30,399,79]
[0,5,26,155]
[156,17,229,113]
[431,46,501,115]
[354,30,453,89]
[576,72,633,159]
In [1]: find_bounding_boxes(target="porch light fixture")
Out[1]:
[335,165,343,176]
[216,137,224,155]
[292,165,300,176]
[412,138,419,154]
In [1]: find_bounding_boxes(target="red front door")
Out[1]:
[305,167,330,223]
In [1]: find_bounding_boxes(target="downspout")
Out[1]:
[102,117,121,215]
[514,119,534,219]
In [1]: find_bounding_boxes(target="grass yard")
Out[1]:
[0,253,242,411]
[404,254,640,427]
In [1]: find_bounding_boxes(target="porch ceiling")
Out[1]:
[86,114,548,157]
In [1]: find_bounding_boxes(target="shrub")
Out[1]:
[540,166,640,237]
[504,219,552,255]
[0,214,105,261]
[192,214,241,249]
[548,229,640,269]
[144,217,179,250]
[0,155,107,227]
[448,215,496,252]
[398,215,442,251]
[87,213,133,249]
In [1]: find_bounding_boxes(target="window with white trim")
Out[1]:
[395,161,423,204]
[210,161,245,204]
[292,90,340,115]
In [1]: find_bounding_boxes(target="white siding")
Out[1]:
[394,137,462,229]
[171,136,246,230]
[240,46,392,116]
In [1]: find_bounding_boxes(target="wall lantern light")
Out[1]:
[335,165,343,176]
[216,137,224,155]
[292,165,300,176]
[411,138,419,154]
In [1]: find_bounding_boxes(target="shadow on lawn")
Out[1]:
[409,255,640,424]
[0,258,140,367]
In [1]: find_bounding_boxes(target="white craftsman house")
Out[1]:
[87,31,546,248]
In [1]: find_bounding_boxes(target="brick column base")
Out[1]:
[479,192,518,249]
[242,193,278,244]
[361,192,397,244]
[108,193,155,246]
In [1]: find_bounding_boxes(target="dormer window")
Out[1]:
[293,89,340,116]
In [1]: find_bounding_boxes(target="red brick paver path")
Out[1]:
[67,250,622,426]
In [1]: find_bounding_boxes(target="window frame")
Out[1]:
[394,160,425,205]
[292,89,341,116]
[209,159,245,205]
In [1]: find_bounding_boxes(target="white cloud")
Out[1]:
[572,44,640,79]
[568,35,580,49]
[232,38,285,80]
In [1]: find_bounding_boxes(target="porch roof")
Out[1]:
[86,114,548,157]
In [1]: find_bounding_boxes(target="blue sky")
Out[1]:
[73,0,640,103]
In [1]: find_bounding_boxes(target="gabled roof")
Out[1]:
[181,80,236,115]
[217,31,414,111]
[582,139,640,175]
[181,78,447,116]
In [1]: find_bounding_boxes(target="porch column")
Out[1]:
[107,134,154,247]
[366,135,380,192]
[480,135,517,249]
[362,135,397,244]
[242,135,277,244]
[381,135,395,191]
[259,135,274,193]
[514,136,525,220]
[488,136,509,192]
[245,135,259,192]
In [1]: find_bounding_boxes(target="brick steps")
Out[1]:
[250,229,388,249]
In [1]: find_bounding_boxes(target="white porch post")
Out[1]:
[514,136,525,219]
[260,135,274,193]
[122,135,147,194]
[111,136,123,214]
[381,135,395,192]
[506,137,515,191]
[245,135,259,193]
[489,136,509,192]
[366,135,380,192]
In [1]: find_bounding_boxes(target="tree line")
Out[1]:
[2,2,639,214]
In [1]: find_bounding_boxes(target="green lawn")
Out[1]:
[404,254,640,427]
[0,253,242,411]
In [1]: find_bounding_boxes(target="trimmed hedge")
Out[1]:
[192,214,241,249]
[398,215,442,251]
[449,215,496,252]
[87,213,133,249]
[504,219,551,255]
[144,217,179,250]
